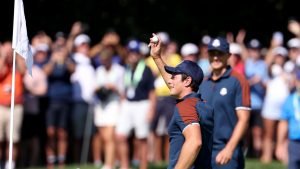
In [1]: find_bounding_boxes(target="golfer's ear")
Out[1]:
[185,76,192,86]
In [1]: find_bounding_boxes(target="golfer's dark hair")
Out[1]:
[181,73,199,92]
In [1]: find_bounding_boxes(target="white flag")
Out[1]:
[12,0,33,75]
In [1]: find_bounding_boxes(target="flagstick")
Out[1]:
[8,50,17,169]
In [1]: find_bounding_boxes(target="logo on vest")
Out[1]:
[220,88,227,96]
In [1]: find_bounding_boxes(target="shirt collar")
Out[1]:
[176,92,201,103]
[208,66,232,81]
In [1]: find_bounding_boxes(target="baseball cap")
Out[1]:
[272,46,288,57]
[164,60,204,86]
[287,38,300,49]
[35,43,49,52]
[180,43,199,56]
[208,37,229,53]
[74,34,91,47]
[247,39,261,49]
[127,39,140,53]
[230,43,242,55]
[156,32,170,44]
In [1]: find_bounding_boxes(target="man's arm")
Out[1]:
[216,109,250,165]
[175,124,202,169]
[148,33,172,89]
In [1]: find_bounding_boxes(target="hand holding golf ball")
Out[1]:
[151,34,159,43]
[148,33,161,59]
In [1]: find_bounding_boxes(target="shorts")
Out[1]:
[0,105,23,142]
[261,99,283,120]
[71,102,90,139]
[46,102,70,129]
[94,100,121,127]
[150,96,175,136]
[249,109,263,128]
[116,100,150,139]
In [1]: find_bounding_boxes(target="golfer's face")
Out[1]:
[208,50,229,70]
[168,74,185,97]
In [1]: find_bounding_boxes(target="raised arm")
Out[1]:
[148,33,172,89]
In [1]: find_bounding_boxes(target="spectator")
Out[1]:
[245,38,268,158]
[284,38,300,73]
[43,45,75,169]
[116,39,156,169]
[70,34,96,163]
[229,43,245,76]
[276,68,300,169]
[261,63,290,163]
[198,35,212,78]
[0,41,26,169]
[20,42,49,168]
[89,30,126,66]
[93,46,125,169]
[180,42,199,62]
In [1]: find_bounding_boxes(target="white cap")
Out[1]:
[157,32,170,44]
[287,38,300,49]
[180,43,199,56]
[230,43,242,55]
[34,43,49,53]
[74,34,91,47]
[272,46,288,57]
[139,42,150,55]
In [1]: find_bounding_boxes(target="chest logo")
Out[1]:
[212,39,220,47]
[220,88,227,96]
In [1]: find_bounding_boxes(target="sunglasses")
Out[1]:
[208,50,228,57]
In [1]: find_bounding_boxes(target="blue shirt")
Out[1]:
[245,59,268,109]
[168,93,214,169]
[48,63,72,102]
[199,66,251,150]
[281,93,300,140]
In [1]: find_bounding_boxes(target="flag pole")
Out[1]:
[10,0,33,167]
[8,51,17,169]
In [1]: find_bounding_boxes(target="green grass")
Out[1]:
[245,158,286,169]
[29,158,286,169]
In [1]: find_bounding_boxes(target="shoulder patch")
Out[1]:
[230,71,251,107]
[176,98,200,124]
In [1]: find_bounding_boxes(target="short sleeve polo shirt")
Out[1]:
[281,93,300,140]
[199,66,251,150]
[168,93,214,169]
[125,66,155,101]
